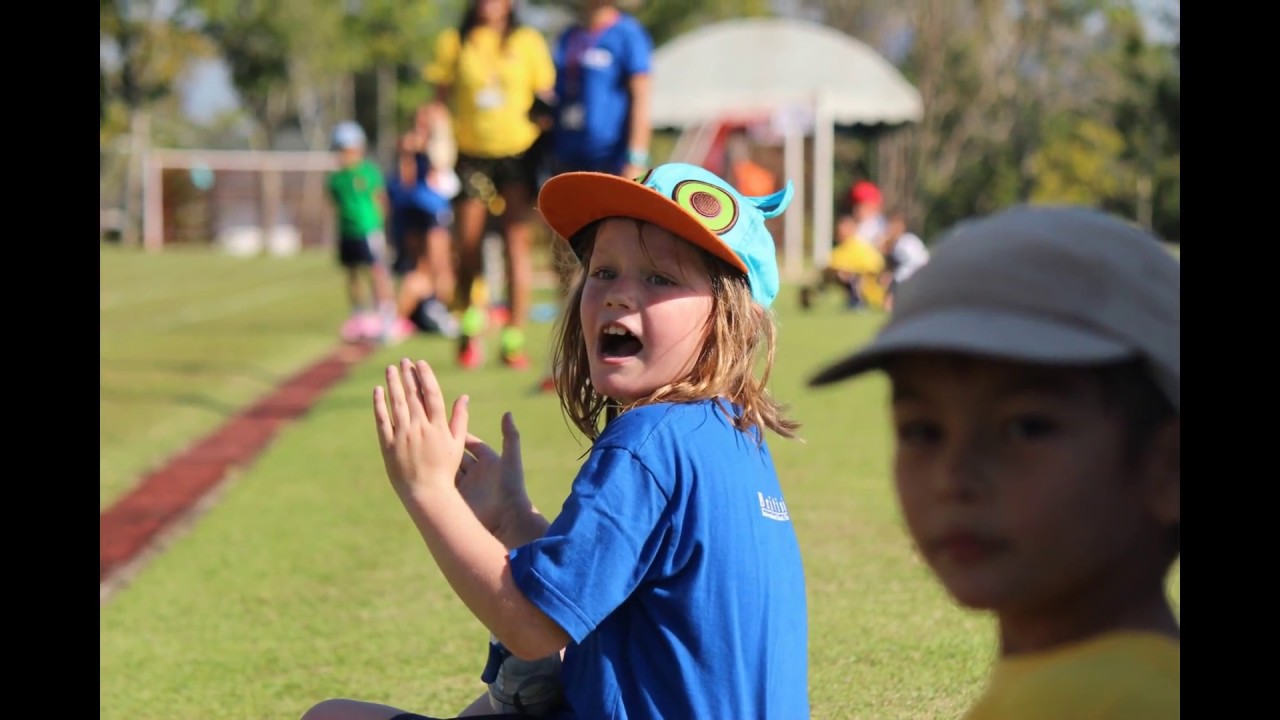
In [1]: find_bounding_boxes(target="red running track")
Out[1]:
[100,342,376,599]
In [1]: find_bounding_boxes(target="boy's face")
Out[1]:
[853,201,881,222]
[886,216,905,239]
[885,352,1175,624]
[337,146,363,166]
[836,215,857,242]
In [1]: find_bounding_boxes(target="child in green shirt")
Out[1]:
[327,121,406,345]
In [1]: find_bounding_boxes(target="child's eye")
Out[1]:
[589,267,615,280]
[1002,416,1058,441]
[647,274,676,287]
[896,420,941,447]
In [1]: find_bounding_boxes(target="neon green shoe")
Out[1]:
[499,327,529,370]
[460,306,486,338]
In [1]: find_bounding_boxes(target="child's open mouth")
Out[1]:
[600,324,644,359]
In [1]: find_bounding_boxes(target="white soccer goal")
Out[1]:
[141,149,340,255]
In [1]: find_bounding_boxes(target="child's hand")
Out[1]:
[457,412,530,538]
[373,359,470,503]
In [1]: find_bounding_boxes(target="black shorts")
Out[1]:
[456,151,539,203]
[337,231,388,268]
[400,206,453,234]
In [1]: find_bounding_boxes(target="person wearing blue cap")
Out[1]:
[303,163,810,720]
[327,121,405,345]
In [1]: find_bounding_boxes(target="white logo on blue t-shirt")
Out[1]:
[582,47,613,69]
[758,492,790,522]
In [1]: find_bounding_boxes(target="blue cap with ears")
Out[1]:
[537,162,794,308]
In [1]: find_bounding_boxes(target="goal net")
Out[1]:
[141,149,340,256]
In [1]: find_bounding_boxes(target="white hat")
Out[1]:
[330,121,367,150]
[808,204,1180,411]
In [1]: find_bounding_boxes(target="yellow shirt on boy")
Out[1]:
[965,632,1179,719]
[829,236,887,309]
[424,26,555,159]
[829,236,885,276]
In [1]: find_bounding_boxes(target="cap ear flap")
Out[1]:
[749,182,794,219]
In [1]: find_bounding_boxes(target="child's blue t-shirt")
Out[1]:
[508,400,810,720]
[551,14,652,170]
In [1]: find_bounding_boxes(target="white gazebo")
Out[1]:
[650,17,923,276]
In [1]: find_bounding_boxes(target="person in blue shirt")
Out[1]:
[549,0,653,179]
[302,163,810,720]
[536,0,655,393]
[386,131,460,339]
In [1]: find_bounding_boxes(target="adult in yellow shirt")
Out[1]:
[423,0,555,370]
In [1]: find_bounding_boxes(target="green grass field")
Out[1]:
[100,244,350,510]
[100,244,1179,719]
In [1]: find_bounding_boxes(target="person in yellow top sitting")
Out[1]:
[423,0,556,371]
[798,215,887,311]
[809,205,1180,719]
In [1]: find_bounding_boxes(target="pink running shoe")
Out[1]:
[340,315,366,343]
[357,312,383,341]
[381,317,415,345]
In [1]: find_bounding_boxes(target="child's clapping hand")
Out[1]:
[373,359,470,503]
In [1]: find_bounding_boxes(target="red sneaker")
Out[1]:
[502,352,530,370]
[457,338,484,369]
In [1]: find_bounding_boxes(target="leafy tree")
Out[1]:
[1089,3,1179,239]
[198,0,356,150]
[101,0,214,243]
[343,0,462,162]
[637,0,772,46]
[1028,116,1130,205]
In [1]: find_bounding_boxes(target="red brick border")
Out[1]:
[100,342,376,599]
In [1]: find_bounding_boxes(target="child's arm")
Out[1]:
[373,360,570,661]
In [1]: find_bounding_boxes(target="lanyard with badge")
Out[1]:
[470,35,507,111]
[560,25,607,131]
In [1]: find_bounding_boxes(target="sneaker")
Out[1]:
[381,317,415,345]
[458,336,484,370]
[500,327,529,370]
[460,305,487,338]
[489,304,511,328]
[340,315,366,343]
[357,312,384,341]
[483,634,563,715]
[424,298,461,339]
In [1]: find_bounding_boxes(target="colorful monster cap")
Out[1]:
[537,162,793,308]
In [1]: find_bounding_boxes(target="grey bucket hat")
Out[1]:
[808,204,1180,411]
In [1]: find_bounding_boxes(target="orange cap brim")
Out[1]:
[536,172,749,275]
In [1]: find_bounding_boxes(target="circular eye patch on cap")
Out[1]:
[672,180,739,235]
